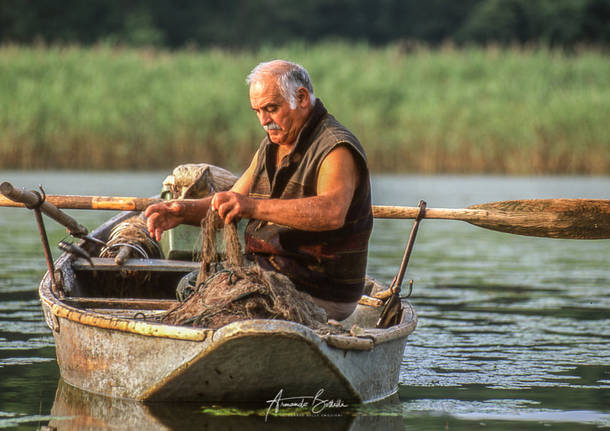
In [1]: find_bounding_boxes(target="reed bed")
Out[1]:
[1,43,608,174]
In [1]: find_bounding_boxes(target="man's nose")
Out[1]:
[257,111,270,126]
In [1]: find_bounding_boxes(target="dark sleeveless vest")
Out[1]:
[244,99,373,303]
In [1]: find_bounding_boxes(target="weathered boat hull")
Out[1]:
[39,210,417,403]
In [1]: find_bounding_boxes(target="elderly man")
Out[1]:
[145,60,372,320]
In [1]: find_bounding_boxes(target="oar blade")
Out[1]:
[467,199,610,240]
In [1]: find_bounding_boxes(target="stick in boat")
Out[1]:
[0,182,89,236]
[1,182,609,240]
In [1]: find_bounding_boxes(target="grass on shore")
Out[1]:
[1,43,608,174]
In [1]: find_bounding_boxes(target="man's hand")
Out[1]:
[211,191,255,225]
[144,201,186,241]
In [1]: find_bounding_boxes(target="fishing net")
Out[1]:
[99,215,162,262]
[161,210,336,331]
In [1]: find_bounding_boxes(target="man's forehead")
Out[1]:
[249,79,284,105]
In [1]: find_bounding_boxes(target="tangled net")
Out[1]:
[161,210,334,331]
[100,215,162,262]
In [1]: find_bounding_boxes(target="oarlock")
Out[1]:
[377,200,426,328]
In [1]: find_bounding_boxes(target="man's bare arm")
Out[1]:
[213,145,359,231]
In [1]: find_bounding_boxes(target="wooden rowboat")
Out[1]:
[40,209,417,404]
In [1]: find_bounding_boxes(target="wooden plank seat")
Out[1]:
[72,258,200,272]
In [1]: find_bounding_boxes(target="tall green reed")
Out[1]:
[0,43,608,173]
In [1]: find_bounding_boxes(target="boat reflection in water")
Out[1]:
[47,379,404,431]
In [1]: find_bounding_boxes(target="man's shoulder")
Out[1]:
[315,113,366,163]
[320,113,355,138]
[319,113,358,142]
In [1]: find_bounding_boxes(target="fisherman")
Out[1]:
[145,60,373,320]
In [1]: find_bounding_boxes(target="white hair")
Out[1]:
[246,60,316,109]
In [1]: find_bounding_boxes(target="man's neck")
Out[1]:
[275,143,295,166]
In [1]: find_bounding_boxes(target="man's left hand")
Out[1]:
[211,191,255,224]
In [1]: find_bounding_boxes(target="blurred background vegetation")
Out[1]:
[0,0,608,173]
[2,0,609,48]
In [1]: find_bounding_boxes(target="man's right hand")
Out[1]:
[144,201,186,241]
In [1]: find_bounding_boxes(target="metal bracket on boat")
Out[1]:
[42,304,60,333]
[25,187,63,297]
[58,240,97,277]
[376,200,426,329]
[74,233,108,248]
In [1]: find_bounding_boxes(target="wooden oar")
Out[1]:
[1,182,608,239]
[373,199,610,240]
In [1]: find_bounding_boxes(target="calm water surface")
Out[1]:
[0,171,608,430]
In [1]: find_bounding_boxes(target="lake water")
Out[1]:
[0,171,608,430]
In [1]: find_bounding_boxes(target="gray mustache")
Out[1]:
[264,123,281,131]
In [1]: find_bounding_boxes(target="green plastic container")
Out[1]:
[159,185,202,261]
[160,224,201,261]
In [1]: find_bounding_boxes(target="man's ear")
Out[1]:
[297,88,310,107]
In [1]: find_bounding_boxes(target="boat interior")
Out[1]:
[49,209,403,330]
